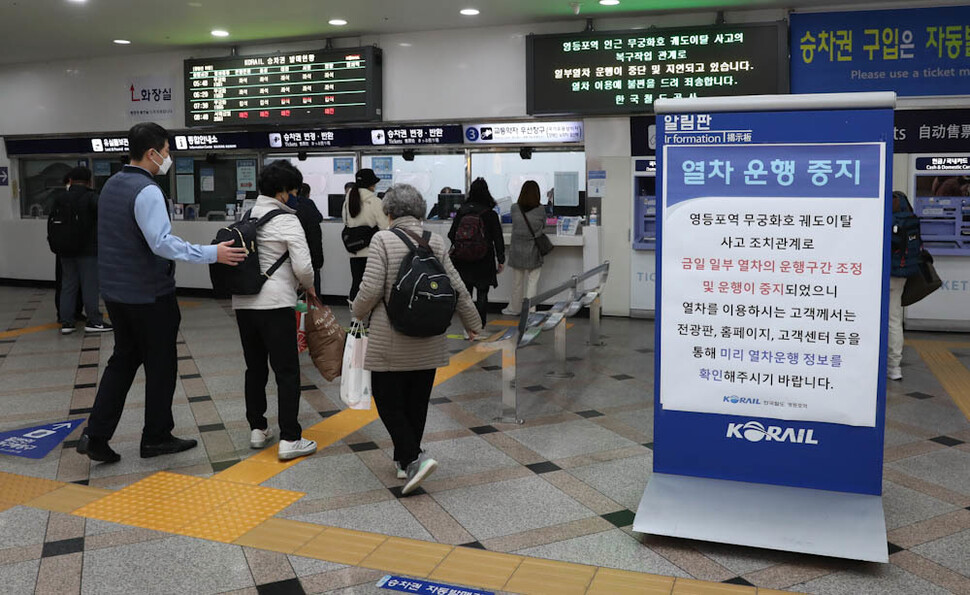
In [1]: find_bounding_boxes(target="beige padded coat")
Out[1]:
[351,217,483,372]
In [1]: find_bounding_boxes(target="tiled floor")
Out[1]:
[0,286,969,594]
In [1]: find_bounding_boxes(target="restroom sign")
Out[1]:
[0,419,85,459]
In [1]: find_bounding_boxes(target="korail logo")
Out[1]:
[723,395,760,405]
[726,421,819,445]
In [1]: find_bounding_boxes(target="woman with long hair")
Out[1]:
[448,177,505,332]
[502,180,547,316]
[342,168,389,300]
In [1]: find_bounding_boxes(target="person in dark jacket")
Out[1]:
[53,172,85,326]
[296,183,324,296]
[53,167,111,334]
[448,177,505,333]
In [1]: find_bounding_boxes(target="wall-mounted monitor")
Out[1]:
[526,22,788,115]
[184,46,382,127]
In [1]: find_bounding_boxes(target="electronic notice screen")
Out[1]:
[527,22,788,115]
[184,46,382,127]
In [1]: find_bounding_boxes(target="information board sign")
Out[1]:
[791,6,970,96]
[184,47,382,127]
[655,104,892,494]
[526,22,788,115]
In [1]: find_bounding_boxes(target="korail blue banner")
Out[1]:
[791,6,970,96]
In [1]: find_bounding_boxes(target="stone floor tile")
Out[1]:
[691,541,799,577]
[891,550,970,595]
[80,535,254,595]
[882,480,961,530]
[0,558,40,594]
[294,499,433,543]
[794,561,951,595]
[911,528,970,576]
[0,506,49,549]
[398,494,475,545]
[517,528,690,576]
[889,448,970,497]
[505,420,638,461]
[431,475,595,541]
[888,508,970,549]
[566,454,652,512]
[242,547,297,584]
[35,550,83,595]
[263,453,385,500]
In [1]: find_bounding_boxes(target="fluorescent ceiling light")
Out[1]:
[599,0,620,5]
[211,29,230,37]
[460,8,480,16]
[113,39,131,45]
[329,19,348,26]
[67,0,87,3]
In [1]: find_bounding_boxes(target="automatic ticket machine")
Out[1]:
[631,157,657,316]
[905,155,970,331]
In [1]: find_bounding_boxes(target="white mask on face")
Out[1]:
[150,150,172,175]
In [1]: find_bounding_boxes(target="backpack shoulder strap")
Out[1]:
[255,209,289,227]
[390,227,417,252]
[265,251,290,277]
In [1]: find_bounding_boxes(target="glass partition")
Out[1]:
[170,154,259,219]
[19,158,80,218]
[470,150,585,216]
[361,153,466,218]
[267,154,357,218]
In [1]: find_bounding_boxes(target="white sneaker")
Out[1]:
[501,308,520,316]
[250,428,273,449]
[888,367,903,381]
[278,437,317,461]
[395,461,407,480]
[402,454,438,495]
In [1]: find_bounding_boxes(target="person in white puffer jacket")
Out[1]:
[232,160,318,462]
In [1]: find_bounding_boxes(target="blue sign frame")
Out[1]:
[654,108,893,495]
[791,6,970,96]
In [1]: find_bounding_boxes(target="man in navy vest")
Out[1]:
[77,122,246,463]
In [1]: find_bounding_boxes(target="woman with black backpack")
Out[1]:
[342,168,388,300]
[447,177,505,334]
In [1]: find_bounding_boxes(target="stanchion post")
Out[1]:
[546,316,574,379]
[499,334,523,424]
[588,294,604,347]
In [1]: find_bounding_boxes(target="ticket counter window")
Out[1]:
[360,153,466,218]
[19,158,80,218]
[470,150,586,217]
[172,155,258,219]
[265,154,357,218]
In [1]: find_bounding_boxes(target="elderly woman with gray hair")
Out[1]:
[352,184,482,494]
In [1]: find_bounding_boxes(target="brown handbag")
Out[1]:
[305,294,346,381]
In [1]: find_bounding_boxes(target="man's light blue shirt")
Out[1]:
[131,167,217,264]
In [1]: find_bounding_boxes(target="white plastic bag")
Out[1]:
[339,319,372,410]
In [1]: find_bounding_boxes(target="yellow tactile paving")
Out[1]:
[178,484,304,542]
[360,537,454,578]
[588,568,676,594]
[294,527,387,566]
[0,472,64,505]
[74,471,202,523]
[430,547,524,591]
[503,557,597,595]
[126,479,244,533]
[0,322,61,340]
[911,340,970,421]
[25,484,112,514]
[233,518,324,553]
[672,578,756,594]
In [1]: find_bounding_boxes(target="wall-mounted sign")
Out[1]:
[526,23,788,115]
[631,115,657,156]
[791,6,970,96]
[894,109,970,153]
[462,121,584,144]
[172,132,254,151]
[263,125,463,150]
[184,47,382,127]
[90,137,130,153]
[127,74,175,122]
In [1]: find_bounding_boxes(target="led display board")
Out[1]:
[184,46,382,127]
[527,22,788,115]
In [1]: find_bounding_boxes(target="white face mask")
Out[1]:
[150,150,172,175]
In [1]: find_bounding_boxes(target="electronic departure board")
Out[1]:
[184,46,382,127]
[527,22,787,115]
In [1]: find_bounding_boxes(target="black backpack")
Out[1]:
[891,192,922,278]
[47,190,86,256]
[209,209,290,297]
[450,210,489,262]
[385,228,457,337]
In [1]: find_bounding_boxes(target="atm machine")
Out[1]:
[905,155,970,331]
[630,157,657,317]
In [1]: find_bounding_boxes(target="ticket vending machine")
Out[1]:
[631,157,657,316]
[906,155,970,331]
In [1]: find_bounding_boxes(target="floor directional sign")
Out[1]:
[0,419,85,459]
[635,92,896,563]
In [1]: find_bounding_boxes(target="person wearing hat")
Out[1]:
[343,168,389,300]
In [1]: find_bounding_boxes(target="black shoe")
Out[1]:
[77,434,121,463]
[61,322,76,335]
[140,434,198,458]
[85,321,113,333]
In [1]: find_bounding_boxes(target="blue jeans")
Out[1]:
[59,255,104,326]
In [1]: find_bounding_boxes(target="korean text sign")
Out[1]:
[655,108,892,494]
[791,6,970,96]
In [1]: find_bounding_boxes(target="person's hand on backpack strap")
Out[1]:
[216,240,247,266]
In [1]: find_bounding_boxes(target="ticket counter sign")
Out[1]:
[791,6,970,96]
[655,104,892,494]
